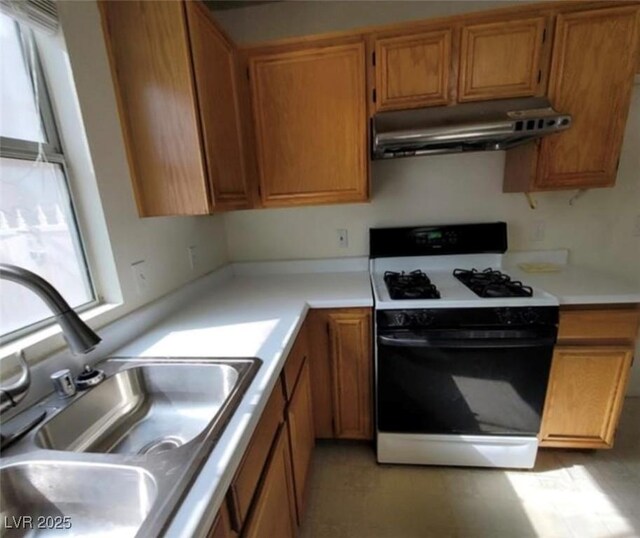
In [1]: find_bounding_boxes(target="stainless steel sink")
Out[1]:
[0,357,261,537]
[1,461,156,537]
[35,363,241,454]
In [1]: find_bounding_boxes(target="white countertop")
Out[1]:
[113,271,373,538]
[103,255,638,536]
[504,251,640,305]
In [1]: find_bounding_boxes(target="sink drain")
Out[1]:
[138,436,183,455]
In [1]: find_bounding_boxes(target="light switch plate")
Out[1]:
[337,229,349,248]
[188,246,197,271]
[131,260,148,295]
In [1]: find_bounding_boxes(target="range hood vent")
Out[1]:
[372,97,571,160]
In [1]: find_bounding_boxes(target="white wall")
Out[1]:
[3,0,230,365]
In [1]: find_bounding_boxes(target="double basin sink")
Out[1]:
[1,357,261,537]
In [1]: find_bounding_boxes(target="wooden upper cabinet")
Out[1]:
[536,6,639,190]
[458,17,547,102]
[100,1,210,216]
[375,28,452,111]
[248,40,368,207]
[328,309,373,440]
[185,2,250,210]
[504,5,640,192]
[540,347,633,448]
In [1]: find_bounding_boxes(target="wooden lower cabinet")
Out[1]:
[307,308,373,440]
[208,499,236,538]
[328,311,373,440]
[539,305,639,449]
[540,346,633,448]
[286,359,315,524]
[210,308,372,537]
[243,423,297,538]
[227,381,285,528]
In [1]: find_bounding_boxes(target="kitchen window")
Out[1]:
[0,12,95,341]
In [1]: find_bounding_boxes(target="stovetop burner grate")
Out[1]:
[383,270,441,300]
[453,268,533,298]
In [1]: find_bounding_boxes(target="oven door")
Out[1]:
[376,329,555,436]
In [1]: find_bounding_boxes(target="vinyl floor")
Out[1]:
[300,397,640,538]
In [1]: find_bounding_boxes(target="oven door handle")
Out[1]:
[377,334,556,349]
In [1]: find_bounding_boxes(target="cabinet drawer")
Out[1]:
[283,327,309,400]
[558,307,640,344]
[228,380,285,527]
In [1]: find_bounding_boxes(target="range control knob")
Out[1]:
[498,308,516,325]
[521,309,540,324]
[393,312,410,327]
[416,312,434,326]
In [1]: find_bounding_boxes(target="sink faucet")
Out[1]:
[0,263,101,418]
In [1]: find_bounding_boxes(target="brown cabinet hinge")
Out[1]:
[372,51,376,66]
[246,67,250,80]
[542,28,547,43]
[372,88,377,103]
[537,70,542,84]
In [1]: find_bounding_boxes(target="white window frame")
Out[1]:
[0,20,98,343]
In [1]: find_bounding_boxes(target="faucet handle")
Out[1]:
[0,351,30,413]
[51,369,76,398]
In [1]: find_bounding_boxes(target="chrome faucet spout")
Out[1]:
[0,264,101,417]
[0,264,101,355]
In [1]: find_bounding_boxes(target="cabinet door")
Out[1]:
[328,309,373,440]
[283,326,309,400]
[228,381,285,528]
[243,424,297,538]
[536,6,639,190]
[286,359,315,525]
[540,347,633,448]
[307,309,335,438]
[207,499,236,538]
[458,17,546,102]
[249,41,368,207]
[185,1,249,210]
[100,1,210,216]
[375,29,452,111]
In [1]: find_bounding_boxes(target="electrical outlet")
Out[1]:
[131,260,148,295]
[188,245,197,271]
[531,220,545,242]
[337,229,349,248]
[634,215,640,237]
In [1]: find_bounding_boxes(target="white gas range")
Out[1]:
[370,252,558,310]
[370,222,559,470]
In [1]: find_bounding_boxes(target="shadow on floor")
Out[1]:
[300,397,640,538]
